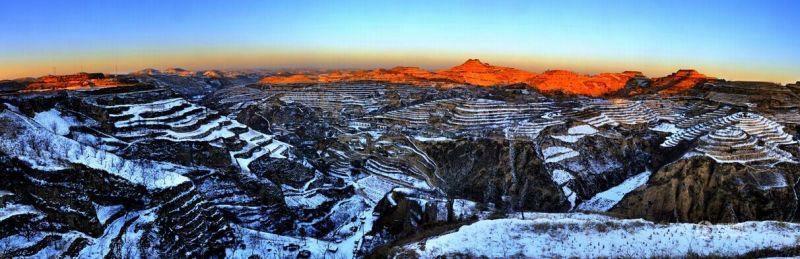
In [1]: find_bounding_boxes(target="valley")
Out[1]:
[1,63,799,258]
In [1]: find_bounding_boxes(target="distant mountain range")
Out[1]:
[6,59,798,98]
[258,59,716,96]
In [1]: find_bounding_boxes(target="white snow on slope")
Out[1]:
[758,172,788,190]
[3,103,20,112]
[552,125,599,143]
[452,199,479,221]
[568,125,599,135]
[33,108,77,136]
[551,169,574,185]
[0,111,189,190]
[0,203,42,221]
[651,122,680,133]
[413,136,453,142]
[542,146,579,163]
[78,209,156,258]
[550,169,577,209]
[106,98,291,170]
[405,214,800,258]
[577,170,651,212]
[551,134,582,143]
[93,203,124,225]
[284,193,330,209]
[355,175,396,204]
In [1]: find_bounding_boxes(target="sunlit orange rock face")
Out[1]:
[436,59,538,86]
[258,74,318,84]
[339,67,451,85]
[526,70,637,97]
[24,73,123,91]
[652,69,712,95]
[257,59,711,97]
[259,66,453,85]
[258,59,537,87]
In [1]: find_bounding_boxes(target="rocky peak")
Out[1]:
[622,71,645,77]
[652,69,712,95]
[672,69,706,78]
[163,68,195,77]
[448,59,494,72]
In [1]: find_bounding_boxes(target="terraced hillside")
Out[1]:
[94,94,290,170]
[2,75,800,258]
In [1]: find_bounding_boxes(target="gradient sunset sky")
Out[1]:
[1,0,798,83]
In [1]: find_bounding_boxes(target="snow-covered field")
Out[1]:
[402,213,800,258]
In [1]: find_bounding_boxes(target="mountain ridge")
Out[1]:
[257,59,716,97]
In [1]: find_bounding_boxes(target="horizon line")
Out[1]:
[4,60,796,86]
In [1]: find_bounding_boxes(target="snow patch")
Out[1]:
[568,125,598,135]
[758,172,788,190]
[0,203,42,221]
[93,203,124,225]
[542,146,579,163]
[651,122,680,133]
[33,108,77,136]
[550,169,574,185]
[452,199,479,221]
[550,169,577,209]
[3,103,20,113]
[285,193,331,209]
[552,125,598,143]
[413,136,453,142]
[577,170,651,212]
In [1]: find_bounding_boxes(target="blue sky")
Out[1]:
[1,0,798,83]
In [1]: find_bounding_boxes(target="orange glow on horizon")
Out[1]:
[1,47,797,84]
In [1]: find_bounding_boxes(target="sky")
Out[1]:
[1,0,798,83]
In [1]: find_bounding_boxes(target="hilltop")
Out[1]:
[21,73,134,92]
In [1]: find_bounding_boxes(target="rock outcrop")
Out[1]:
[527,70,638,97]
[421,138,568,212]
[259,74,318,84]
[651,69,712,95]
[612,156,800,223]
[436,59,537,86]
